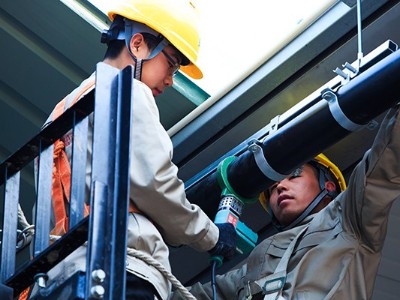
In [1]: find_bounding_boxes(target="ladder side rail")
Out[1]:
[86,62,118,299]
[0,171,20,282]
[108,65,133,298]
[86,62,131,300]
[70,113,90,227]
[33,144,53,255]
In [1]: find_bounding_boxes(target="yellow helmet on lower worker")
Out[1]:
[259,153,346,212]
[106,0,203,79]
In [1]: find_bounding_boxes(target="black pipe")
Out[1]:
[187,48,400,217]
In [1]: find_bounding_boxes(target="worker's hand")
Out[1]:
[208,223,237,260]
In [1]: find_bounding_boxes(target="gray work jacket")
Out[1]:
[174,106,400,300]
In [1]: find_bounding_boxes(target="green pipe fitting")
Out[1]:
[216,156,258,204]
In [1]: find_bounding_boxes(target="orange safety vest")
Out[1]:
[50,79,95,236]
[50,77,140,236]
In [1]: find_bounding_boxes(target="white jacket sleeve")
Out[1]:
[129,80,219,251]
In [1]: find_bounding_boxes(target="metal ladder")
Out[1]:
[0,62,134,300]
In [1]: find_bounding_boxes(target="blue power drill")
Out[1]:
[212,156,258,266]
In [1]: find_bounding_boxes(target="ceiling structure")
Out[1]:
[1,0,400,299]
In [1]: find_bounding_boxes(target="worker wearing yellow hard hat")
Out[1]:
[170,105,400,299]
[259,153,346,230]
[102,0,203,80]
[29,1,237,299]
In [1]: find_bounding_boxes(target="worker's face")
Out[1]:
[268,164,321,226]
[129,34,181,97]
[140,45,182,97]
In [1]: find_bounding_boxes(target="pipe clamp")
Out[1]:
[322,88,364,132]
[248,141,287,182]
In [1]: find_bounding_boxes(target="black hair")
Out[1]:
[104,39,125,59]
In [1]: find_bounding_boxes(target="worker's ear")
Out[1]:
[129,33,148,58]
[325,181,337,195]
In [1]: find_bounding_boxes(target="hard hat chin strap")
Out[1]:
[272,164,335,231]
[313,161,339,198]
[134,59,144,80]
[123,19,169,80]
[280,188,330,231]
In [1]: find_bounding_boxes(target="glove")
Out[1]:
[208,223,237,260]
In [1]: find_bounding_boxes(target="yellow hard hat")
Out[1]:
[313,153,346,192]
[259,153,346,212]
[107,0,203,79]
